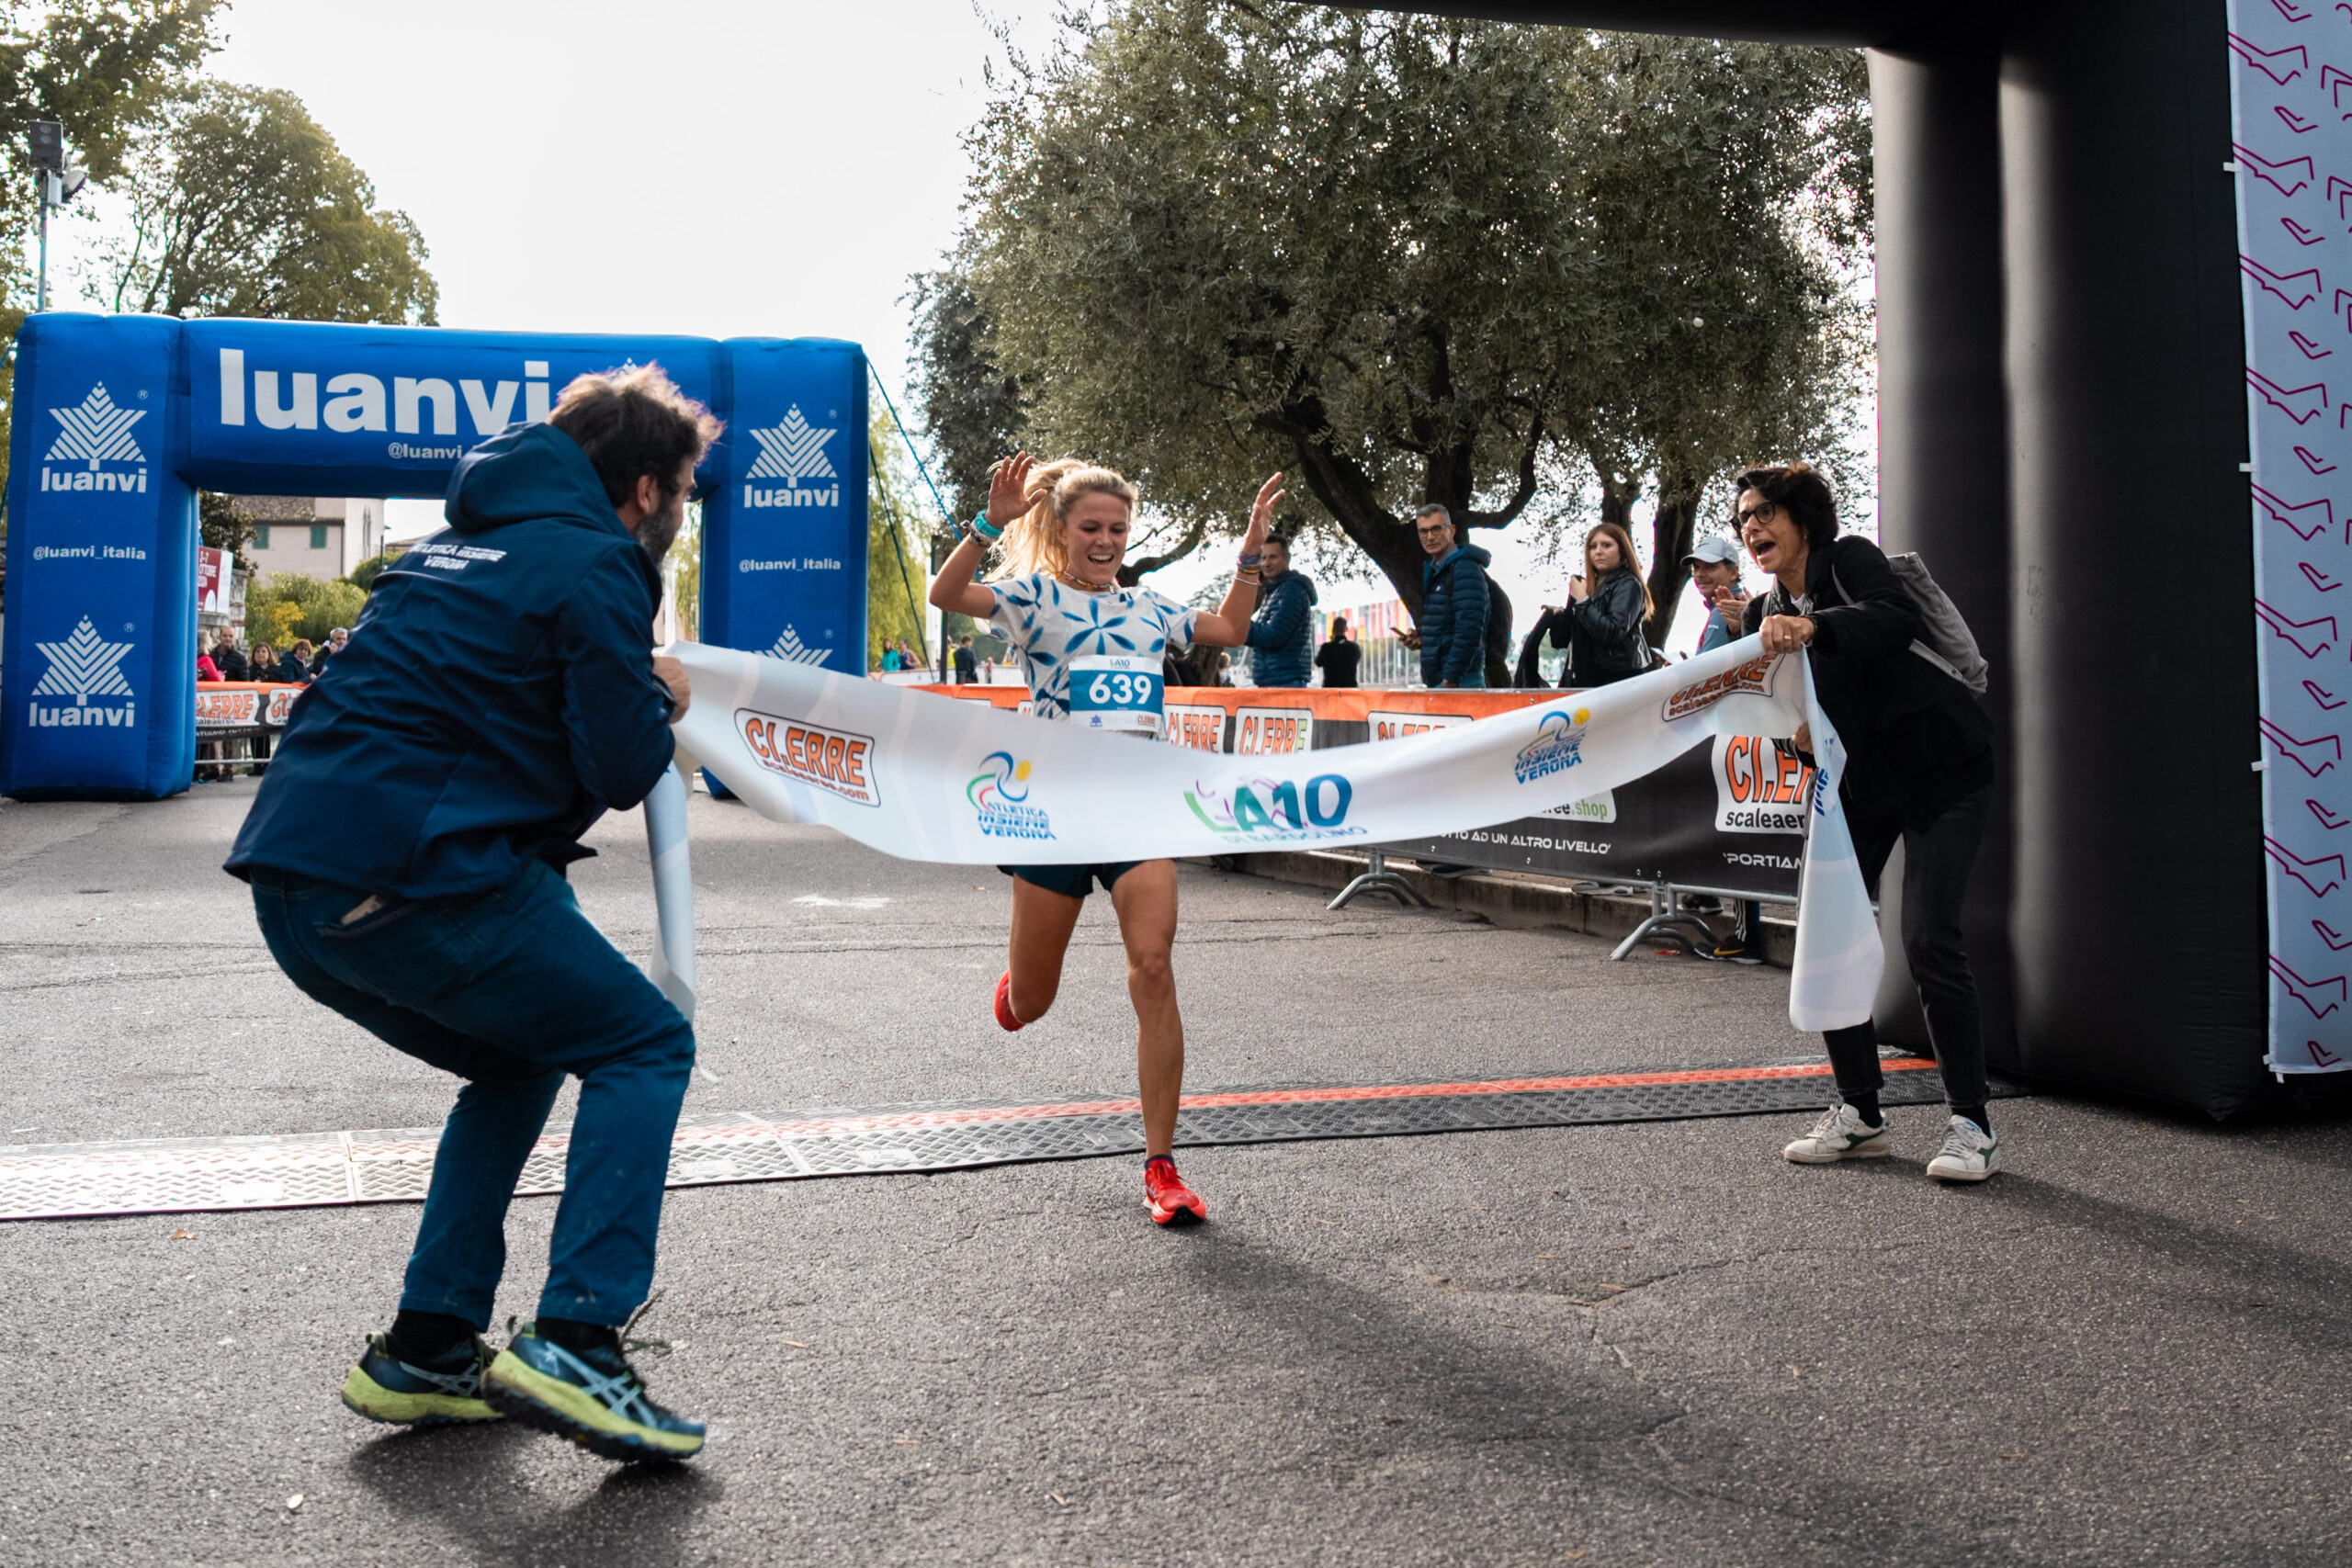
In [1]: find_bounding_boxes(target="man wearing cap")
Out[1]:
[1685,535,1750,654]
[1682,533,1767,964]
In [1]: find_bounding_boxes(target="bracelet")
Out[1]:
[1238,550,1263,568]
[1235,568,1262,587]
[969,512,1003,542]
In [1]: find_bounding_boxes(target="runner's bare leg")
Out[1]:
[1110,860,1183,1156]
[1006,877,1085,1023]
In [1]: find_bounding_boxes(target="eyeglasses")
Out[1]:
[1736,500,1780,528]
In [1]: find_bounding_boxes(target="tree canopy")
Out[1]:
[89,78,437,323]
[0,0,222,509]
[926,3,1871,637]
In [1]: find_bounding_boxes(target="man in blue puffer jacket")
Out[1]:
[1243,533,1318,686]
[1410,503,1491,688]
[226,365,719,1463]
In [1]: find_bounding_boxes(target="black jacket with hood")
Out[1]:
[226,423,677,897]
[1744,534,1993,830]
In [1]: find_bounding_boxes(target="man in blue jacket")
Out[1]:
[1408,504,1491,689]
[227,365,719,1463]
[1242,534,1317,686]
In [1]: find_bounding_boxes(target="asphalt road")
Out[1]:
[2,778,2347,1567]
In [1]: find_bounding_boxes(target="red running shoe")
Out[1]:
[993,971,1023,1032]
[1144,1156,1206,1226]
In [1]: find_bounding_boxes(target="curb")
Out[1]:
[1186,850,1796,968]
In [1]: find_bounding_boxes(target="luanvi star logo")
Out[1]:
[47,384,147,468]
[26,616,140,729]
[40,384,152,494]
[767,626,833,669]
[32,617,135,701]
[741,407,840,510]
[747,407,836,485]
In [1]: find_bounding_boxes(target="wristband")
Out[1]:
[969,512,1003,542]
[1238,551,1263,568]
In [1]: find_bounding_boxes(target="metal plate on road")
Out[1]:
[0,1055,2015,1221]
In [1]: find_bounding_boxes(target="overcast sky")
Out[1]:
[48,0,1758,635]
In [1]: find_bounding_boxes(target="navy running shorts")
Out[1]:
[1001,862,1144,899]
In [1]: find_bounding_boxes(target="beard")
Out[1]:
[633,491,686,562]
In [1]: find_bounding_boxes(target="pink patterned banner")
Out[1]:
[2231,0,2352,1073]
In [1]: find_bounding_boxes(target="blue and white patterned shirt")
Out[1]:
[986,572,1198,721]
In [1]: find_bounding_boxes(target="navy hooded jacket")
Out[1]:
[1243,570,1318,687]
[226,423,677,898]
[1418,543,1491,687]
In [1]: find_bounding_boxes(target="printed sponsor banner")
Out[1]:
[188,682,304,729]
[194,687,262,728]
[1370,709,1470,743]
[1165,704,1227,752]
[1713,733,1814,836]
[1235,705,1313,755]
[2227,1,2352,1074]
[667,633,1882,1030]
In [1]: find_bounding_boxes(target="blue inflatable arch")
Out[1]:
[1,313,868,801]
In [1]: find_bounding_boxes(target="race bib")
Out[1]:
[1069,654,1164,738]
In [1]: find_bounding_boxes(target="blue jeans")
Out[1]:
[248,861,694,1328]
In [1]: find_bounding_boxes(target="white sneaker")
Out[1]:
[1924,1115,1999,1182]
[1782,1101,1892,1164]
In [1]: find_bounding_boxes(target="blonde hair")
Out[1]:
[989,458,1138,581]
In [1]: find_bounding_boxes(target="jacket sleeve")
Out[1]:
[1807,538,1919,657]
[1442,563,1488,684]
[1246,577,1310,653]
[1574,573,1646,649]
[555,545,677,811]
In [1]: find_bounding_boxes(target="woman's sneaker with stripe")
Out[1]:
[340,1332,502,1427]
[483,1325,705,1462]
[1782,1101,1892,1164]
[1925,1114,2000,1182]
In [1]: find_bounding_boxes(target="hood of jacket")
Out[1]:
[446,423,638,545]
[1270,570,1318,606]
[1425,541,1493,581]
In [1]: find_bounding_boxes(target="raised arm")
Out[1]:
[928,453,1033,620]
[1190,474,1284,648]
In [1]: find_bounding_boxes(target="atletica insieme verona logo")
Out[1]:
[28,616,138,728]
[968,750,1054,840]
[42,383,150,493]
[742,406,838,510]
[1512,705,1590,785]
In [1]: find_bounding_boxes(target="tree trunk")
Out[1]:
[1645,481,1702,649]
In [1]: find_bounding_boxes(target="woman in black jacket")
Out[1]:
[1739,461,2000,1182]
[1547,521,1654,687]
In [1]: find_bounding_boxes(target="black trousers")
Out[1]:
[1823,782,1992,1112]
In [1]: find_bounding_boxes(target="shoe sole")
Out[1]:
[481,1352,703,1462]
[339,1364,501,1427]
[1783,1141,1893,1165]
[1926,1161,1997,1183]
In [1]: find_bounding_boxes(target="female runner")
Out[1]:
[928,454,1283,1225]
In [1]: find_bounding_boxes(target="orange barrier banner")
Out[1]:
[194,682,306,728]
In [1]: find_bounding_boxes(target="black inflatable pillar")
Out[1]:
[1998,0,2270,1111]
[1866,23,2015,1066]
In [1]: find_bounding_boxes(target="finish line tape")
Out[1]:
[0,1055,2007,1221]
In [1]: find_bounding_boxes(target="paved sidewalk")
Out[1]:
[1,781,2346,1566]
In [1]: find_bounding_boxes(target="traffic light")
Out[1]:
[27,119,62,173]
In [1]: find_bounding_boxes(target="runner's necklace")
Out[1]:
[1056,569,1114,592]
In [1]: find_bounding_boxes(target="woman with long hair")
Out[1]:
[1547,520,1655,688]
[929,453,1283,1226]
